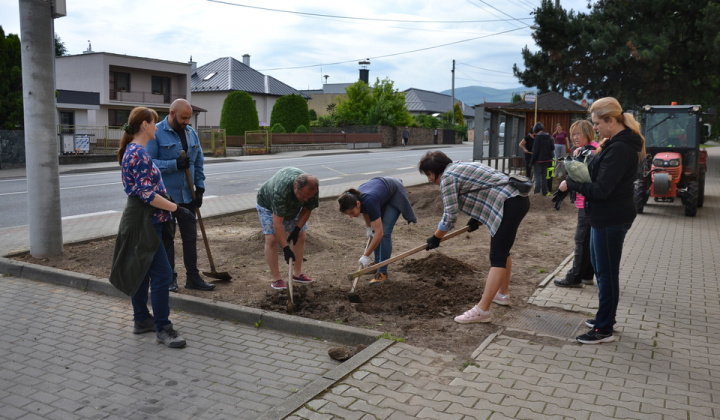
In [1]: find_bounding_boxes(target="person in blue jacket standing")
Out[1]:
[146,99,215,292]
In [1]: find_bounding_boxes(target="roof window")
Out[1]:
[203,72,216,81]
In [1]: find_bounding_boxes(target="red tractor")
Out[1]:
[634,104,710,217]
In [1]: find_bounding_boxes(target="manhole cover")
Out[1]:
[498,308,586,338]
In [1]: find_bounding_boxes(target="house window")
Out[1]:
[152,76,171,103]
[110,71,130,100]
[109,109,131,127]
[60,111,74,133]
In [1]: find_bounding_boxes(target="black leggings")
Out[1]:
[489,195,530,267]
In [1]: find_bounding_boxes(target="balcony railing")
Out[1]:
[109,90,186,105]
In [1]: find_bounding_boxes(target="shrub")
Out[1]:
[219,91,259,136]
[270,94,310,133]
[294,125,309,133]
[270,123,286,133]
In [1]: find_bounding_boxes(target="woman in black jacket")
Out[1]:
[530,122,554,196]
[559,97,645,344]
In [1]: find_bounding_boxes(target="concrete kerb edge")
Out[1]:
[538,253,574,287]
[0,256,381,346]
[258,338,395,420]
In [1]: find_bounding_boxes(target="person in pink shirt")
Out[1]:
[554,120,599,288]
[553,123,571,176]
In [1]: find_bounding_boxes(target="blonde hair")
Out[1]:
[116,107,159,164]
[589,97,646,160]
[570,120,595,147]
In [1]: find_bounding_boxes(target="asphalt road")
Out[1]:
[0,145,475,229]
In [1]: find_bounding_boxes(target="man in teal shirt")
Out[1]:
[256,168,319,290]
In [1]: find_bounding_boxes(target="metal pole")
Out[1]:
[20,0,64,257]
[451,60,455,124]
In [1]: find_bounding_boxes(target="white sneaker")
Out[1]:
[454,305,492,324]
[492,292,510,306]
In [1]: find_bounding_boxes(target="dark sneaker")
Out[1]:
[156,324,186,348]
[169,273,179,293]
[369,272,387,285]
[581,279,595,285]
[584,319,617,330]
[133,315,155,334]
[271,279,287,290]
[554,278,583,288]
[185,274,215,291]
[292,274,314,284]
[576,328,614,344]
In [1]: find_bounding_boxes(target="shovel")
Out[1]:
[181,152,232,281]
[287,256,295,313]
[347,236,373,303]
[346,226,470,299]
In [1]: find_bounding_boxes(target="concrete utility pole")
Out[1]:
[451,60,455,124]
[19,0,64,257]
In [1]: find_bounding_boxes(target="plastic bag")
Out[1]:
[564,159,592,183]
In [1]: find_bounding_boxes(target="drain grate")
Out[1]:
[498,308,586,338]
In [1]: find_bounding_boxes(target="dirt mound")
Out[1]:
[399,252,478,279]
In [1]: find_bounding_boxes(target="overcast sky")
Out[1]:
[1,0,591,93]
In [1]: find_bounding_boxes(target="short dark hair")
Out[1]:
[418,151,452,178]
[532,122,545,134]
[337,189,361,212]
[294,174,318,191]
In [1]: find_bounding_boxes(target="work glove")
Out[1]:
[193,187,204,208]
[366,227,374,239]
[176,155,190,170]
[551,190,569,211]
[466,218,481,232]
[358,255,372,268]
[172,205,195,223]
[283,245,295,264]
[287,226,301,245]
[425,235,441,251]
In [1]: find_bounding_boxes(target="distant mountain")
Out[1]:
[440,85,531,106]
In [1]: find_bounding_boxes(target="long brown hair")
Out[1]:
[116,107,159,164]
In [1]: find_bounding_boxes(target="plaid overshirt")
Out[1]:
[438,162,523,236]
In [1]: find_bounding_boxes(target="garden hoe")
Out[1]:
[347,236,373,303]
[287,256,296,313]
[346,226,470,302]
[181,152,232,281]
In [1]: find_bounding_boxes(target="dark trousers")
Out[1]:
[590,223,632,333]
[533,162,550,195]
[162,202,199,277]
[564,208,594,282]
[524,154,533,178]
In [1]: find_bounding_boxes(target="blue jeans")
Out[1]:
[131,223,173,332]
[374,205,401,275]
[590,223,632,333]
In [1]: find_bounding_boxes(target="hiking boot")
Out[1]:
[169,273,179,293]
[576,328,614,344]
[369,272,387,285]
[133,315,155,334]
[454,305,492,324]
[492,292,510,306]
[584,319,617,330]
[581,278,595,285]
[184,274,215,291]
[554,278,583,288]
[156,324,186,348]
[271,279,287,290]
[292,274,314,284]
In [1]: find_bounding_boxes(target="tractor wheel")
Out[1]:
[684,180,698,217]
[698,173,706,208]
[633,179,648,214]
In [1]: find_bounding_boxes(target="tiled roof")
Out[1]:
[403,88,474,117]
[192,57,305,97]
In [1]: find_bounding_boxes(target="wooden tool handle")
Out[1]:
[346,226,470,281]
[180,151,217,270]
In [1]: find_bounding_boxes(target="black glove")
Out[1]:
[287,226,301,245]
[426,235,441,251]
[467,218,481,232]
[176,155,190,170]
[193,187,204,208]
[551,190,569,211]
[283,246,295,264]
[172,205,195,223]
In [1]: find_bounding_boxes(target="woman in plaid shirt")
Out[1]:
[419,151,530,324]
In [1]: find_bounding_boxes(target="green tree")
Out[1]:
[0,26,23,129]
[414,114,441,129]
[335,78,413,126]
[308,108,317,121]
[453,102,465,127]
[54,33,67,57]
[514,0,720,108]
[270,94,310,133]
[219,91,259,136]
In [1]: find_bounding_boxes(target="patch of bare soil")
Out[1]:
[14,184,577,358]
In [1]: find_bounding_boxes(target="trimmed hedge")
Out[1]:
[219,91,259,136]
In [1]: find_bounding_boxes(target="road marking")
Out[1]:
[62,210,119,220]
[396,166,415,170]
[362,171,383,175]
[319,177,341,182]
